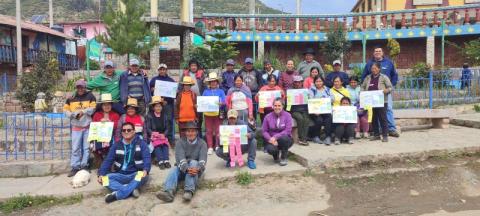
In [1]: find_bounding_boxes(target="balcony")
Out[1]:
[0,44,80,71]
[201,4,480,42]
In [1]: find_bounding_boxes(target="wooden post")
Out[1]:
[453,10,458,25]
[290,18,295,31]
[464,9,470,25]
[411,12,416,27]
[381,15,387,29]
[476,8,480,23]
[433,11,439,26]
[343,17,347,31]
[401,13,406,28]
[281,18,286,32]
[272,19,277,32]
[362,16,366,30]
[325,18,330,30]
[391,14,395,28]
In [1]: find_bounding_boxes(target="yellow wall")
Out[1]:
[449,0,465,6]
[386,0,408,11]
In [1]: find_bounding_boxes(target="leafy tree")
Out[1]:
[16,55,62,111]
[322,27,351,64]
[387,38,401,65]
[447,38,480,66]
[97,0,158,63]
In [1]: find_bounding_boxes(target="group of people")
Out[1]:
[62,46,401,203]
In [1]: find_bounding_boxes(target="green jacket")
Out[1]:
[86,70,122,101]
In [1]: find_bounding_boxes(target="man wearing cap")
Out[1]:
[238,57,263,119]
[297,48,324,79]
[215,110,257,169]
[261,59,280,86]
[179,59,206,96]
[87,61,125,114]
[149,63,176,143]
[325,60,349,88]
[64,79,97,177]
[221,59,237,94]
[361,46,400,138]
[156,122,207,203]
[120,58,151,116]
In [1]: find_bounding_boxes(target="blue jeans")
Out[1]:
[153,145,169,161]
[71,129,90,169]
[105,172,148,200]
[163,160,202,193]
[386,92,397,132]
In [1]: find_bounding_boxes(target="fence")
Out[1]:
[0,73,16,96]
[394,69,480,109]
[1,112,71,161]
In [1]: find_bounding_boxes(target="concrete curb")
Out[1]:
[451,118,480,129]
[0,160,69,178]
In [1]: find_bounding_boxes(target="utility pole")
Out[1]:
[249,0,256,62]
[16,0,22,78]
[296,0,301,32]
[49,0,53,28]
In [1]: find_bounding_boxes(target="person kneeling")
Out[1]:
[216,110,257,169]
[156,122,207,203]
[262,98,293,166]
[97,122,151,203]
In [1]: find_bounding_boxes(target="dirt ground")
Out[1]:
[14,156,480,216]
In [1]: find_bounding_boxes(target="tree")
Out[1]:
[16,55,62,111]
[97,0,158,63]
[448,38,480,66]
[322,27,351,65]
[387,38,401,65]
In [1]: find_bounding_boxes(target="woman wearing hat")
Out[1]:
[256,74,285,122]
[91,94,121,162]
[175,76,198,138]
[146,96,171,169]
[202,72,226,155]
[116,98,146,139]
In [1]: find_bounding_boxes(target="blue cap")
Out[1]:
[104,61,114,68]
[244,57,253,64]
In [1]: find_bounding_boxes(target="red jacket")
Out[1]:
[92,111,121,142]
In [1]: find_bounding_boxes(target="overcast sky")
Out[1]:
[261,0,357,14]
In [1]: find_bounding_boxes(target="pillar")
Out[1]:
[258,41,265,60]
[180,0,190,22]
[150,0,158,18]
[150,24,160,72]
[426,36,435,67]
[180,29,192,68]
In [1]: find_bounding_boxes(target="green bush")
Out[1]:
[83,60,100,70]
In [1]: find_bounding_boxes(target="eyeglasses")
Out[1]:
[122,129,134,133]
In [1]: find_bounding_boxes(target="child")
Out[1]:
[334,97,356,145]
[347,76,369,138]
[146,96,171,169]
[202,72,226,155]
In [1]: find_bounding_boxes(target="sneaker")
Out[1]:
[132,189,140,198]
[355,132,361,139]
[158,161,165,170]
[247,160,257,169]
[67,168,79,177]
[362,132,369,139]
[225,160,231,168]
[105,192,117,203]
[156,190,174,203]
[273,152,279,163]
[334,139,340,145]
[208,148,213,155]
[183,191,193,202]
[279,159,288,166]
[164,161,171,169]
[370,136,381,141]
[348,139,354,145]
[382,136,389,142]
[312,136,322,144]
[324,136,331,145]
[389,131,400,138]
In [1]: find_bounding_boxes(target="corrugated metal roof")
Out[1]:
[0,14,76,40]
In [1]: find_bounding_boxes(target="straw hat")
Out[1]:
[99,93,114,103]
[150,95,164,106]
[125,98,138,108]
[206,72,219,82]
[181,76,195,85]
[54,91,64,97]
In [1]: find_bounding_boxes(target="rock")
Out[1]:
[460,199,467,203]
[409,189,420,196]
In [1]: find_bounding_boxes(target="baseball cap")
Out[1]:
[226,59,235,65]
[104,61,114,68]
[244,57,254,64]
[75,79,87,87]
[333,60,342,66]
[157,63,168,70]
[227,109,238,119]
[129,59,140,66]
[293,75,304,82]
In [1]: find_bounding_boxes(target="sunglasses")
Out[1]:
[122,129,134,133]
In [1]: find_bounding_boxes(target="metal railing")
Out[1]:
[0,45,80,71]
[201,4,480,33]
[1,112,71,161]
[394,69,480,109]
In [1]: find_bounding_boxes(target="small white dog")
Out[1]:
[71,170,91,188]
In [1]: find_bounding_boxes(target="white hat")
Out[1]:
[129,59,140,66]
[333,60,342,66]
[157,63,168,70]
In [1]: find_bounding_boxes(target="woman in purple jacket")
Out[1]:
[262,98,293,166]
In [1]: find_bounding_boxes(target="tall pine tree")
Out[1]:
[97,0,158,63]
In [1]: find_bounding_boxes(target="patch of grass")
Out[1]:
[335,178,357,188]
[0,194,83,214]
[235,171,254,186]
[474,104,480,112]
[303,168,314,177]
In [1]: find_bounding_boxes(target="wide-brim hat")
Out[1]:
[181,76,195,85]
[206,72,219,82]
[125,98,139,108]
[150,95,164,106]
[183,121,198,130]
[303,48,316,55]
[99,93,114,103]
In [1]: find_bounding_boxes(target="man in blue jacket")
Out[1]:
[98,122,151,203]
[119,59,151,115]
[361,46,400,137]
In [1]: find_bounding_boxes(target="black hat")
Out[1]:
[183,121,198,130]
[303,48,316,55]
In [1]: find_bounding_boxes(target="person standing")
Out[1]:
[461,63,472,90]
[361,46,400,137]
[226,75,254,122]
[238,57,263,119]
[256,74,285,122]
[179,59,206,133]
[202,73,226,155]
[261,59,280,85]
[149,63,176,143]
[303,67,320,89]
[156,122,207,203]
[87,61,124,114]
[297,48,324,79]
[330,76,351,107]
[279,60,299,90]
[361,62,393,142]
[221,59,237,94]
[175,77,198,138]
[64,80,97,177]
[290,76,310,146]
[119,59,151,116]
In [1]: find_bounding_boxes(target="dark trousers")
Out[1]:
[259,108,273,123]
[372,105,388,138]
[137,98,147,116]
[309,114,332,138]
[162,103,174,143]
[291,111,310,141]
[265,136,293,160]
[334,123,355,142]
[153,145,169,162]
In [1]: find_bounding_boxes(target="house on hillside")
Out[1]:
[0,14,79,74]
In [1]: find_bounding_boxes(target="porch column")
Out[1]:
[180,29,192,69]
[150,24,160,73]
[258,40,265,60]
[426,36,435,67]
